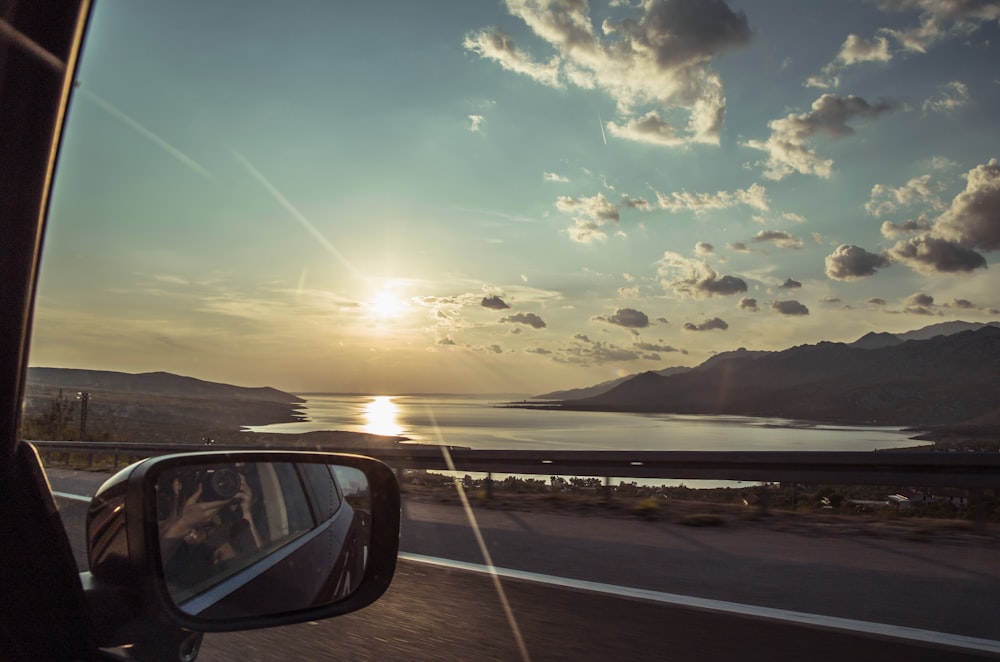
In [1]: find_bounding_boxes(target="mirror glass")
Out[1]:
[155,461,371,620]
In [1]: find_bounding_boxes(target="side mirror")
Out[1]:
[83,451,399,646]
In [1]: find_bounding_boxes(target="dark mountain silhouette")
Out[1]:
[534,366,691,400]
[850,332,904,350]
[558,326,1000,426]
[27,368,302,403]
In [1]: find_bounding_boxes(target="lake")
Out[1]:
[246,394,927,452]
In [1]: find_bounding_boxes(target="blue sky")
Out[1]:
[32,0,1000,393]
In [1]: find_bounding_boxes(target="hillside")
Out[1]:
[558,327,1000,426]
[22,368,304,444]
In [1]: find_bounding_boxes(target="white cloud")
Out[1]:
[655,182,769,213]
[544,171,570,182]
[557,192,621,243]
[922,80,970,114]
[467,0,752,148]
[824,244,891,280]
[806,34,893,89]
[658,251,748,298]
[745,94,896,180]
[468,114,485,132]
[751,230,804,250]
[866,174,946,217]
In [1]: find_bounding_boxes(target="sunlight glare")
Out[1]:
[363,396,403,436]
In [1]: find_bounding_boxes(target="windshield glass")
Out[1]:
[31,0,1000,659]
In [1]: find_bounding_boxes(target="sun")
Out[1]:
[370,290,406,319]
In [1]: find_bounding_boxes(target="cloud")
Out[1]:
[771,300,810,316]
[752,230,804,249]
[807,34,893,88]
[634,340,681,353]
[544,172,570,182]
[824,244,891,280]
[557,192,621,243]
[877,0,1000,54]
[655,183,769,213]
[880,218,934,237]
[500,312,547,329]
[437,336,457,346]
[468,114,485,132]
[887,234,987,273]
[728,241,750,252]
[744,94,896,180]
[463,28,561,87]
[594,307,651,328]
[481,295,511,310]
[658,251,747,298]
[738,297,758,311]
[867,174,946,217]
[621,194,651,209]
[903,292,934,307]
[867,297,887,305]
[526,347,552,355]
[467,0,752,148]
[884,159,1000,274]
[695,242,714,255]
[923,80,970,114]
[779,278,802,289]
[933,159,1000,251]
[945,298,976,309]
[819,295,841,303]
[683,317,729,331]
[555,337,641,365]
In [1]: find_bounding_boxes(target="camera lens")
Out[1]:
[210,469,240,499]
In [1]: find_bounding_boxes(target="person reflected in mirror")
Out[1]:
[158,467,264,592]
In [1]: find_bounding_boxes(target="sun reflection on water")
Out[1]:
[363,396,403,436]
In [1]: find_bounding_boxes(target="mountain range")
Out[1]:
[536,321,1000,426]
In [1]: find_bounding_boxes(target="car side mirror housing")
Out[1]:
[82,451,399,646]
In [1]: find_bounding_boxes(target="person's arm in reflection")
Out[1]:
[212,473,263,563]
[159,483,229,564]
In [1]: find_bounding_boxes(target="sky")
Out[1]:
[32,0,1000,395]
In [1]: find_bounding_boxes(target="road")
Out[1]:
[50,468,1000,660]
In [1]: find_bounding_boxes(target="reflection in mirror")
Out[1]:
[156,461,371,620]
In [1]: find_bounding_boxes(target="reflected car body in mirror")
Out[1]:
[156,461,371,619]
[85,451,399,642]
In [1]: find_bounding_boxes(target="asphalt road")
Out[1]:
[50,468,1000,660]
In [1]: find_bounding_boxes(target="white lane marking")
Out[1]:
[399,552,1000,656]
[53,491,91,503]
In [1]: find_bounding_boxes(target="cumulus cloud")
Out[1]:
[500,312,547,329]
[779,278,802,289]
[903,292,934,307]
[887,234,987,273]
[744,94,896,180]
[683,317,729,331]
[881,218,934,238]
[824,244,891,280]
[738,297,758,311]
[526,347,552,355]
[807,34,892,88]
[867,297,887,305]
[867,174,946,217]
[885,159,1000,274]
[695,242,714,255]
[771,300,810,316]
[728,241,750,252]
[658,251,747,298]
[468,114,485,132]
[752,230,804,249]
[820,295,841,303]
[557,192,621,243]
[945,298,976,309]
[438,336,457,346]
[544,171,570,182]
[655,183,769,213]
[621,194,651,210]
[594,307,651,328]
[466,0,752,148]
[481,295,511,310]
